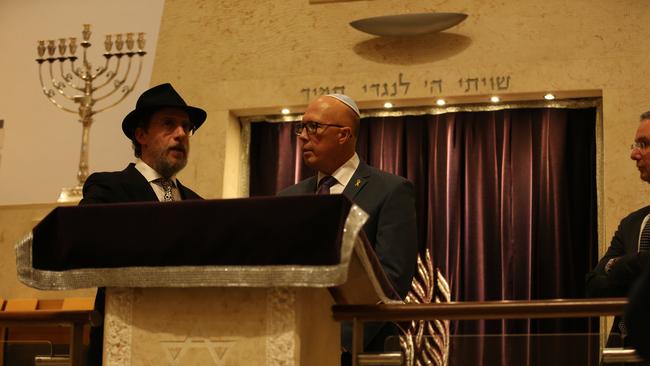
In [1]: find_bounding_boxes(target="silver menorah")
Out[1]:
[36,24,146,202]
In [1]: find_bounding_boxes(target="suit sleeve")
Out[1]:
[374,179,419,299]
[585,217,632,297]
[79,173,116,205]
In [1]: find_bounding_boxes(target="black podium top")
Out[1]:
[31,195,349,271]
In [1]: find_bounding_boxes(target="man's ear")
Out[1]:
[134,127,147,145]
[338,127,352,144]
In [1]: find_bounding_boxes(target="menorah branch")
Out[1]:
[92,56,122,91]
[38,63,77,114]
[47,63,76,101]
[94,56,145,114]
[58,62,84,92]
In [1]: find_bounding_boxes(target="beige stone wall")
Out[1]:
[153,0,650,260]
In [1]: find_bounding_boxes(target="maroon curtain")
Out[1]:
[249,107,599,364]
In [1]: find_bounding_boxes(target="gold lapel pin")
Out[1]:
[355,179,362,187]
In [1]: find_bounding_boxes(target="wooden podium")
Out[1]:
[16,195,400,365]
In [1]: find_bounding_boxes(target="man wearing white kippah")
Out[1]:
[278,94,419,359]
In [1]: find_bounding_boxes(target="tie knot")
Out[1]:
[157,177,174,188]
[317,176,337,195]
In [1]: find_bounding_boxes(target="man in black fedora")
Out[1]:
[80,83,206,204]
[79,83,206,364]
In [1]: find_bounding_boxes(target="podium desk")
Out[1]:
[17,195,400,365]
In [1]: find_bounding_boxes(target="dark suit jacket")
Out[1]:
[279,161,418,352]
[80,163,202,204]
[278,161,419,299]
[586,205,650,298]
[626,262,650,360]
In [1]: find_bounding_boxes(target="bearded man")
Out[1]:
[80,83,205,204]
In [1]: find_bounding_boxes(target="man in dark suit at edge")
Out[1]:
[586,111,650,356]
[278,94,419,356]
[79,83,207,364]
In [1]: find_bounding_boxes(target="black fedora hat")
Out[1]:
[121,83,207,139]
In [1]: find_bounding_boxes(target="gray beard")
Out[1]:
[155,157,187,179]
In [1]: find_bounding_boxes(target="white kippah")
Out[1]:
[325,94,360,117]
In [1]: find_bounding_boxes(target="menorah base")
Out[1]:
[57,185,82,203]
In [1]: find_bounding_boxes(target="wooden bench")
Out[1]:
[0,297,101,366]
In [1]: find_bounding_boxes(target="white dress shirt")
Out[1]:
[316,153,360,194]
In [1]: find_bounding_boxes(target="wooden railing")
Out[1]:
[333,298,627,321]
[0,297,101,366]
[332,298,634,366]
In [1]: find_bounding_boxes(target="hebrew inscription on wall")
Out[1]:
[300,74,512,102]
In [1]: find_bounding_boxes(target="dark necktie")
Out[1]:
[157,178,175,202]
[316,176,338,195]
[640,217,650,252]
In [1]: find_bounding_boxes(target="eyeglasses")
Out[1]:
[160,119,194,136]
[294,121,345,136]
[631,141,649,151]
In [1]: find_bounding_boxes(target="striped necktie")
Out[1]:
[640,217,650,252]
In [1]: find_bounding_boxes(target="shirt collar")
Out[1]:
[134,159,177,185]
[317,153,360,188]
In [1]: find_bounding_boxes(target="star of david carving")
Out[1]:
[160,337,239,365]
